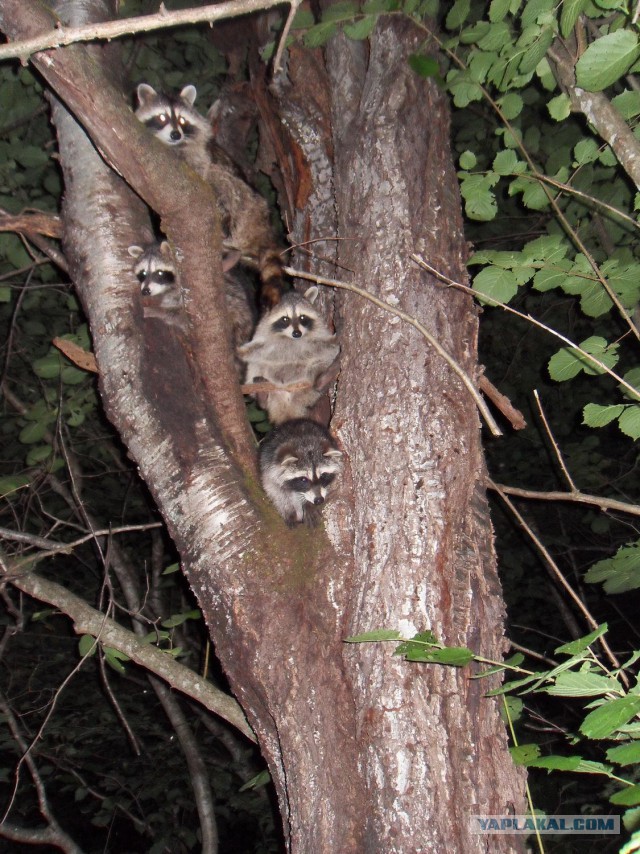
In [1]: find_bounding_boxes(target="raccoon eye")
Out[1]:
[158,112,169,124]
[318,473,335,487]
[288,476,310,490]
[298,315,312,327]
[136,271,147,282]
[178,117,187,127]
[280,316,291,326]
[155,271,175,285]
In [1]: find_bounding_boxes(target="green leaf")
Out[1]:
[0,287,10,303]
[472,267,519,304]
[19,421,48,445]
[583,403,625,428]
[25,445,54,466]
[548,93,571,121]
[586,542,640,594]
[544,670,620,697]
[239,770,271,792]
[161,610,201,628]
[548,337,619,381]
[497,92,523,119]
[493,149,524,175]
[0,474,31,496]
[344,629,402,643]
[343,16,377,40]
[459,150,477,169]
[510,743,541,764]
[612,89,640,119]
[408,54,440,78]
[518,26,554,75]
[555,624,608,655]
[611,785,640,807]
[527,755,583,771]
[580,696,640,739]
[560,0,589,38]
[489,0,511,22]
[32,352,63,379]
[619,405,640,440]
[445,0,471,29]
[304,21,337,48]
[162,562,181,575]
[607,743,640,767]
[322,0,358,21]
[78,635,98,658]
[396,644,474,666]
[576,31,640,92]
[459,173,498,220]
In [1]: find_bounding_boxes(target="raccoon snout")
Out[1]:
[170,130,182,141]
[141,286,151,296]
[313,496,325,506]
[292,329,302,339]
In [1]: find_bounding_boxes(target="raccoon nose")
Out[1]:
[170,130,182,141]
[292,329,302,339]
[141,286,151,296]
[313,496,325,506]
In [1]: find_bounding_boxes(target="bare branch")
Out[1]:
[489,481,628,683]
[1,560,256,742]
[488,482,640,518]
[0,0,290,62]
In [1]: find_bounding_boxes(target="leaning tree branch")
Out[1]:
[0,559,255,742]
[0,0,290,62]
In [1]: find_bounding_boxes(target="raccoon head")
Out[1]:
[128,241,176,297]
[135,83,209,147]
[275,432,342,510]
[266,286,321,340]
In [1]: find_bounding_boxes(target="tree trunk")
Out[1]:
[0,5,527,852]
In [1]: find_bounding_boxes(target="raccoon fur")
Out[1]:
[237,286,339,425]
[134,83,284,309]
[259,419,343,526]
[128,240,255,347]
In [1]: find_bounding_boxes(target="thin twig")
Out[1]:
[284,265,503,437]
[272,0,301,75]
[0,0,291,62]
[489,481,628,684]
[533,389,577,492]
[412,254,640,401]
[488,483,640,518]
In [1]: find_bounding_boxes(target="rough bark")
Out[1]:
[0,4,527,852]
[271,18,528,852]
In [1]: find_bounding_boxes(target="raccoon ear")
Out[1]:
[159,241,172,258]
[127,245,144,259]
[279,453,299,467]
[180,85,197,106]
[323,448,343,460]
[303,286,319,304]
[136,83,157,105]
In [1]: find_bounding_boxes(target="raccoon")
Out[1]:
[259,419,343,526]
[237,286,339,425]
[135,83,284,309]
[128,240,255,347]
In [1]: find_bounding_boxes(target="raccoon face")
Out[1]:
[135,84,204,147]
[266,287,322,340]
[276,443,342,510]
[128,242,176,297]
